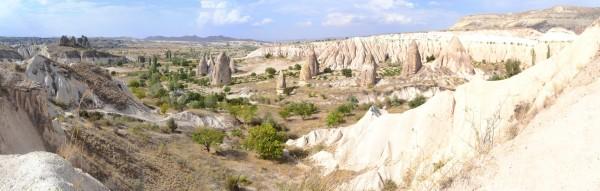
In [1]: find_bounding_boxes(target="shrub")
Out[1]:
[326,111,344,127]
[336,103,355,115]
[408,95,427,109]
[504,59,521,78]
[226,175,251,191]
[425,55,436,62]
[243,123,285,160]
[166,118,177,133]
[265,67,277,76]
[488,74,505,81]
[192,128,225,152]
[128,80,141,88]
[341,69,352,77]
[281,102,318,120]
[264,53,273,59]
[382,180,398,191]
[227,104,257,124]
[278,109,291,120]
[223,86,231,94]
[323,67,333,73]
[160,103,169,114]
[294,64,302,70]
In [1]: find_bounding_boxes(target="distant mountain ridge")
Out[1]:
[144,35,259,42]
[451,6,600,33]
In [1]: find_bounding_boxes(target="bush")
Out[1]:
[160,103,169,114]
[226,175,251,191]
[294,64,301,70]
[264,53,273,59]
[244,123,285,160]
[336,103,355,115]
[323,67,333,73]
[488,74,505,81]
[226,104,257,124]
[408,95,427,109]
[128,80,141,88]
[281,102,318,120]
[223,86,231,94]
[192,128,225,152]
[166,118,177,133]
[382,180,398,191]
[326,111,344,127]
[278,109,291,120]
[341,69,352,77]
[265,67,277,76]
[425,55,436,62]
[505,59,521,78]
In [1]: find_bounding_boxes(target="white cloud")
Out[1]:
[197,0,250,26]
[252,18,273,26]
[381,13,412,24]
[322,13,358,27]
[363,0,415,11]
[297,20,312,27]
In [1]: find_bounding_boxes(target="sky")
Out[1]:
[0,0,599,41]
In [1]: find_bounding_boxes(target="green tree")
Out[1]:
[192,128,225,152]
[282,102,318,120]
[504,59,521,78]
[408,95,427,109]
[294,64,301,70]
[336,103,355,116]
[227,105,257,124]
[326,111,344,127]
[265,67,277,77]
[244,123,285,160]
[341,69,352,77]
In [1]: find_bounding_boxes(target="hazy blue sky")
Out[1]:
[0,0,599,41]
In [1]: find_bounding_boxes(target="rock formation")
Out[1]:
[300,59,312,82]
[432,36,475,75]
[59,35,90,48]
[0,49,23,61]
[276,72,286,95]
[357,54,377,87]
[229,59,236,74]
[25,55,151,118]
[451,6,600,33]
[247,29,574,70]
[54,49,126,65]
[308,48,319,76]
[211,52,232,86]
[207,55,215,74]
[287,19,600,191]
[402,40,422,76]
[0,152,108,190]
[198,55,209,76]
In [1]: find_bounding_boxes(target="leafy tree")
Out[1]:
[336,103,355,115]
[294,64,301,70]
[341,69,352,77]
[192,128,225,152]
[265,67,277,78]
[281,102,318,120]
[243,123,285,160]
[204,94,219,108]
[326,111,344,127]
[227,104,257,124]
[408,95,427,109]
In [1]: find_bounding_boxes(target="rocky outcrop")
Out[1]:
[229,59,237,74]
[308,48,319,75]
[0,49,22,62]
[0,69,64,154]
[451,6,600,33]
[356,54,377,87]
[276,72,286,95]
[54,49,126,65]
[59,35,91,48]
[167,111,239,132]
[0,152,108,190]
[300,58,313,82]
[17,44,50,59]
[431,36,475,75]
[247,29,574,70]
[198,55,209,76]
[287,18,600,191]
[211,52,232,86]
[402,40,422,76]
[25,55,151,117]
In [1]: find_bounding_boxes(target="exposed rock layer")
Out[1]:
[402,40,422,76]
[211,52,232,86]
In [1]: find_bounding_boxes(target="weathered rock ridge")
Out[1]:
[287,19,600,190]
[451,6,600,33]
[211,52,232,86]
[247,29,574,70]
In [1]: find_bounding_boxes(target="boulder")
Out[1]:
[198,55,209,76]
[402,40,422,76]
[357,54,377,87]
[211,52,232,86]
[432,36,475,75]
[276,72,286,95]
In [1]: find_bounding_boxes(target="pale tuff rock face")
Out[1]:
[207,56,215,74]
[402,40,422,76]
[229,59,236,74]
[0,152,108,191]
[357,54,377,87]
[211,52,232,86]
[300,54,314,82]
[248,29,574,71]
[308,48,319,76]
[198,55,209,76]
[276,72,286,95]
[432,36,475,75]
[288,19,600,191]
